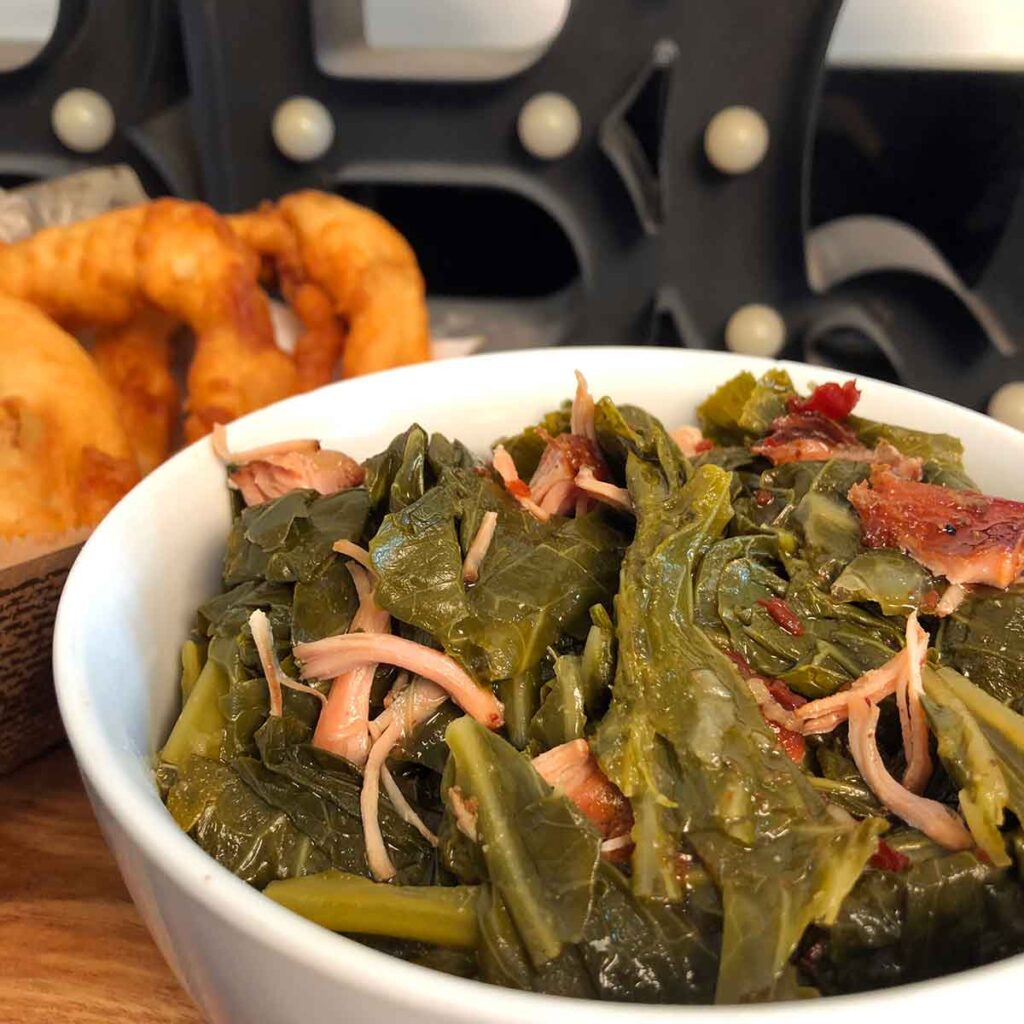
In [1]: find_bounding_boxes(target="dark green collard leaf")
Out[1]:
[737,368,796,436]
[223,488,370,585]
[849,416,965,468]
[715,563,903,699]
[444,716,601,967]
[696,371,756,444]
[166,755,330,889]
[923,460,978,491]
[477,863,721,1004]
[593,457,884,1002]
[816,844,1024,994]
[426,431,477,477]
[241,718,436,885]
[499,666,545,750]
[922,666,1024,865]
[730,458,867,584]
[794,486,864,581]
[292,557,357,644]
[198,579,293,634]
[696,369,795,444]
[938,588,1024,709]
[832,549,939,616]
[809,742,882,819]
[220,669,323,760]
[921,667,1014,866]
[201,580,293,685]
[594,397,687,487]
[363,425,427,512]
[529,654,587,751]
[392,702,462,773]
[526,611,616,752]
[694,446,759,473]
[694,535,779,639]
[371,470,626,681]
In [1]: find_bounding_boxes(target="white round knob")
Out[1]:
[704,106,769,175]
[517,92,581,161]
[51,88,115,154]
[271,96,335,163]
[988,381,1024,432]
[724,304,786,357]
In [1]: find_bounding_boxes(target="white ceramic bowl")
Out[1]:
[54,347,1023,1023]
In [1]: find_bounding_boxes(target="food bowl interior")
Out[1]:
[54,348,1024,1023]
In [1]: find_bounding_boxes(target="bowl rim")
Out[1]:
[53,345,1024,1020]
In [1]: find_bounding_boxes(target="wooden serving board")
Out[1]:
[0,745,202,1024]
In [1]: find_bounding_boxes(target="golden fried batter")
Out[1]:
[90,308,180,475]
[0,198,301,441]
[0,295,138,538]
[277,191,430,378]
[230,191,430,382]
[228,205,347,389]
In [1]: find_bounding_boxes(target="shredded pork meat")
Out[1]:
[310,563,391,765]
[850,466,1024,588]
[575,466,633,515]
[462,510,498,584]
[847,696,972,851]
[896,613,932,795]
[670,425,712,458]
[213,424,365,507]
[332,539,373,570]
[248,608,326,718]
[531,739,634,844]
[297,632,504,729]
[361,678,448,880]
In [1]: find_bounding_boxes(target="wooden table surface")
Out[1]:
[0,744,202,1024]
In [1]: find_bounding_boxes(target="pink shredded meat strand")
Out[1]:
[448,785,480,842]
[361,678,448,880]
[575,466,634,515]
[935,582,968,617]
[897,613,933,794]
[847,696,972,851]
[332,539,373,570]
[529,431,608,517]
[492,444,550,521]
[670,425,712,458]
[462,510,498,584]
[229,448,366,507]
[249,609,327,718]
[570,370,598,442]
[752,414,923,479]
[311,563,391,766]
[297,632,504,729]
[796,627,924,735]
[531,739,634,844]
[211,423,320,463]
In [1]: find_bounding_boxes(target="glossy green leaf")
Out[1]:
[371,470,626,681]
[921,667,1013,866]
[444,715,601,966]
[266,870,480,948]
[849,416,964,467]
[593,451,885,1002]
[223,488,370,585]
[831,549,939,616]
[166,755,330,888]
[938,587,1024,709]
